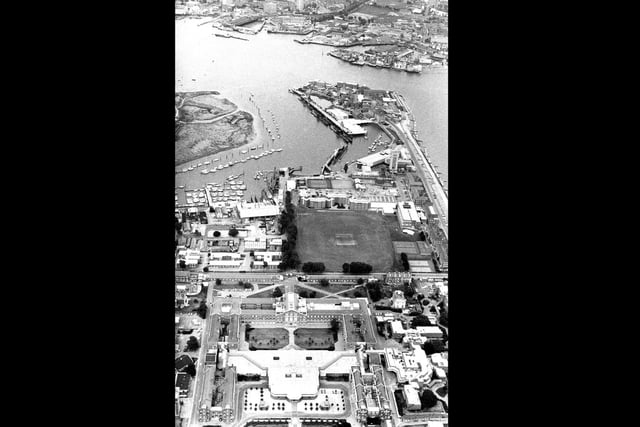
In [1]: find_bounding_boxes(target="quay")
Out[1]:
[390,92,449,236]
[290,89,365,142]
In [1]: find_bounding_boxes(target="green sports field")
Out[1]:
[296,209,394,272]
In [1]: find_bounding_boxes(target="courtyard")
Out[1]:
[294,328,336,350]
[246,327,290,350]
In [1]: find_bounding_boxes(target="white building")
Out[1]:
[236,202,280,220]
[391,290,406,309]
[384,345,433,385]
[389,148,400,172]
[208,252,245,269]
[275,292,308,324]
[397,201,420,228]
[403,384,422,410]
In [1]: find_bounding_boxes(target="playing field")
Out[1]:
[296,210,394,272]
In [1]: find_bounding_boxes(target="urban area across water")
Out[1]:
[174,2,449,427]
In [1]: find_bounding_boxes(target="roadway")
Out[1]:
[390,93,449,238]
[188,275,221,427]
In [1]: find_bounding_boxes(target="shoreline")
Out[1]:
[175,92,257,167]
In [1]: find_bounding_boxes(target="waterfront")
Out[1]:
[175,19,447,198]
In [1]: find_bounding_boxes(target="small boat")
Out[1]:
[181,168,188,173]
[250,146,257,150]
[201,169,209,174]
[241,150,248,154]
[275,148,283,152]
[178,185,185,189]
[213,158,220,162]
[204,161,211,165]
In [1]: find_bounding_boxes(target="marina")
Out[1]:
[176,19,447,201]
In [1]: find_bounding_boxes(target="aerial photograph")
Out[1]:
[174,1,449,427]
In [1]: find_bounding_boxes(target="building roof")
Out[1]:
[403,385,421,406]
[236,202,280,218]
[268,366,320,400]
[227,349,358,376]
[175,372,191,390]
[175,354,193,371]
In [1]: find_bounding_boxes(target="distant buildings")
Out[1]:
[264,1,277,14]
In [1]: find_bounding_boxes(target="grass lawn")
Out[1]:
[296,209,394,272]
[294,328,336,350]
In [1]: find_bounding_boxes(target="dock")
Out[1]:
[290,88,360,143]
[320,145,347,174]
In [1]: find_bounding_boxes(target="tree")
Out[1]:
[203,267,209,272]
[249,251,255,257]
[186,336,200,352]
[403,283,416,298]
[184,363,196,377]
[196,301,208,319]
[299,290,309,298]
[349,262,373,274]
[215,278,222,286]
[302,262,325,273]
[439,307,448,327]
[272,287,283,298]
[410,315,432,328]
[228,228,239,237]
[330,318,340,333]
[213,230,221,237]
[343,263,350,273]
[423,340,446,355]
[420,390,439,409]
[209,207,215,213]
[309,291,317,298]
[179,259,186,269]
[320,279,330,287]
[357,278,364,285]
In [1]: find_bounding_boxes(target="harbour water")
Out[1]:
[175,19,448,198]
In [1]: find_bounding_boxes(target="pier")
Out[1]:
[290,89,358,143]
[320,145,347,174]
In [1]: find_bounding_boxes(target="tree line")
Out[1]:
[342,261,373,274]
[279,191,301,270]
